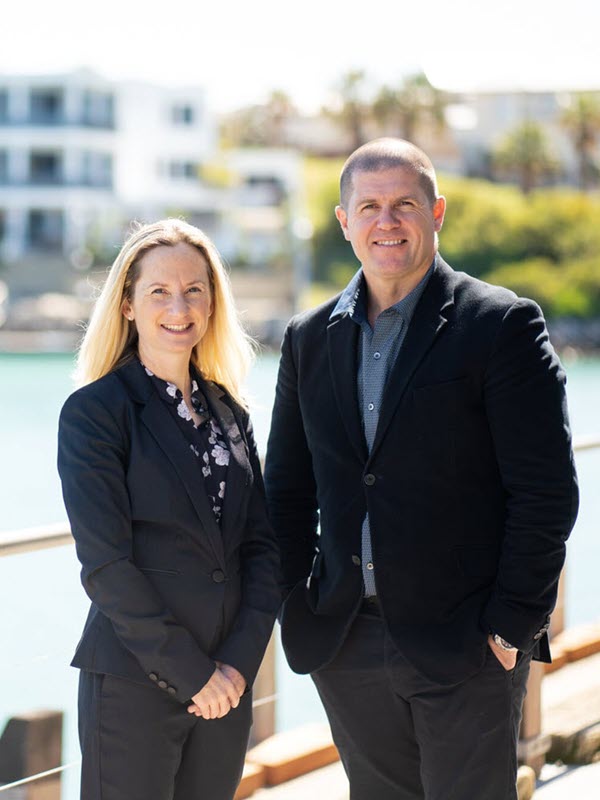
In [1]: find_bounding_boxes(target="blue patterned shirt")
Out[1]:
[330,265,434,595]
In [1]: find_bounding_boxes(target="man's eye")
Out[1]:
[151,288,167,295]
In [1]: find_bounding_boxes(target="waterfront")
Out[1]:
[1,351,600,798]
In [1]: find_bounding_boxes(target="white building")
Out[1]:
[0,69,220,294]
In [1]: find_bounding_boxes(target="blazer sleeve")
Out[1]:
[264,321,320,596]
[481,298,579,652]
[58,387,217,702]
[212,412,281,687]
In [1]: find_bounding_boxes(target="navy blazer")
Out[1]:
[265,256,578,685]
[58,360,280,703]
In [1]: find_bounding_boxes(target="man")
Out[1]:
[264,138,578,800]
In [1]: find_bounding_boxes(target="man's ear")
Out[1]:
[433,195,446,232]
[335,205,351,241]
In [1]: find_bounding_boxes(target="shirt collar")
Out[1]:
[330,261,435,326]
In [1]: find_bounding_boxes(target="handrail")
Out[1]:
[1,437,598,793]
[0,522,73,556]
[2,435,599,557]
[0,762,80,793]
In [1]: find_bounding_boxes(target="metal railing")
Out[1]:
[1,435,598,794]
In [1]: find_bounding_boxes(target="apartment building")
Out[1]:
[0,69,220,295]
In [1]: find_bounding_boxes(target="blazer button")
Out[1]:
[158,680,168,689]
[364,473,376,486]
[212,569,226,583]
[167,686,177,696]
[149,673,158,682]
[351,555,361,566]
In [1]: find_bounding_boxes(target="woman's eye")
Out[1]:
[187,286,202,293]
[151,288,167,295]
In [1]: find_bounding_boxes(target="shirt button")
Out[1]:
[149,673,158,682]
[373,352,381,359]
[364,473,376,486]
[158,680,168,689]
[366,562,374,570]
[368,403,374,411]
[212,569,226,583]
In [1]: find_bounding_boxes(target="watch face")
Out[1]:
[494,634,516,651]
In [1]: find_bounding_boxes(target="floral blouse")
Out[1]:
[141,362,230,524]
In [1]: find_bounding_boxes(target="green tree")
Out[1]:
[561,92,600,190]
[372,72,447,143]
[493,120,557,194]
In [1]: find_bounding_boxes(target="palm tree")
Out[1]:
[561,92,600,190]
[372,72,447,143]
[263,90,296,147]
[219,90,296,149]
[493,120,557,194]
[333,70,369,150]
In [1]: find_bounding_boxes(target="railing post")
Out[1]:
[550,568,567,639]
[518,563,567,776]
[250,633,277,746]
[0,710,63,799]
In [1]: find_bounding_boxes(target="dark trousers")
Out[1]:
[78,671,252,800]
[311,607,531,800]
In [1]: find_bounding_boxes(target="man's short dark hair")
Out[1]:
[339,138,439,208]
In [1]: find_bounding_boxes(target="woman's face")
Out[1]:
[122,241,213,363]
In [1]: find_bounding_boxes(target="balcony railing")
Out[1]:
[0,176,113,189]
[0,115,115,130]
[1,435,598,797]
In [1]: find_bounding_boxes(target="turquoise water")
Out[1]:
[1,352,599,797]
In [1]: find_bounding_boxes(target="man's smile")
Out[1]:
[374,239,408,246]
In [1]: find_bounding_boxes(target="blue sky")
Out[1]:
[2,0,599,111]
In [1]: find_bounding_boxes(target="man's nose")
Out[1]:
[376,206,399,228]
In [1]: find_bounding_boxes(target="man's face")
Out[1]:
[335,166,446,289]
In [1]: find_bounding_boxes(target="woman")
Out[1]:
[58,219,280,800]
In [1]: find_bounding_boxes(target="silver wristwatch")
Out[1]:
[493,633,517,652]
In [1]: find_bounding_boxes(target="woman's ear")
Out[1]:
[122,299,134,321]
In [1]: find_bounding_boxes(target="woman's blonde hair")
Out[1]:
[76,218,256,405]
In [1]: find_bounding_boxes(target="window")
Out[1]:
[82,90,115,128]
[0,151,7,184]
[0,90,7,122]
[171,104,195,125]
[30,89,64,124]
[243,175,285,206]
[0,209,5,244]
[82,151,113,187]
[27,209,64,251]
[30,151,63,184]
[168,161,199,180]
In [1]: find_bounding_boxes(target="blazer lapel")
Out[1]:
[140,392,226,568]
[369,257,456,461]
[327,313,368,463]
[202,381,251,541]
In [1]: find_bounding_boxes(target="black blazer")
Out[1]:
[58,360,280,704]
[265,256,578,685]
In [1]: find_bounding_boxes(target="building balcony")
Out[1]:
[0,115,115,130]
[0,176,113,189]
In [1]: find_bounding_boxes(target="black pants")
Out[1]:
[78,671,252,800]
[312,608,531,800]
